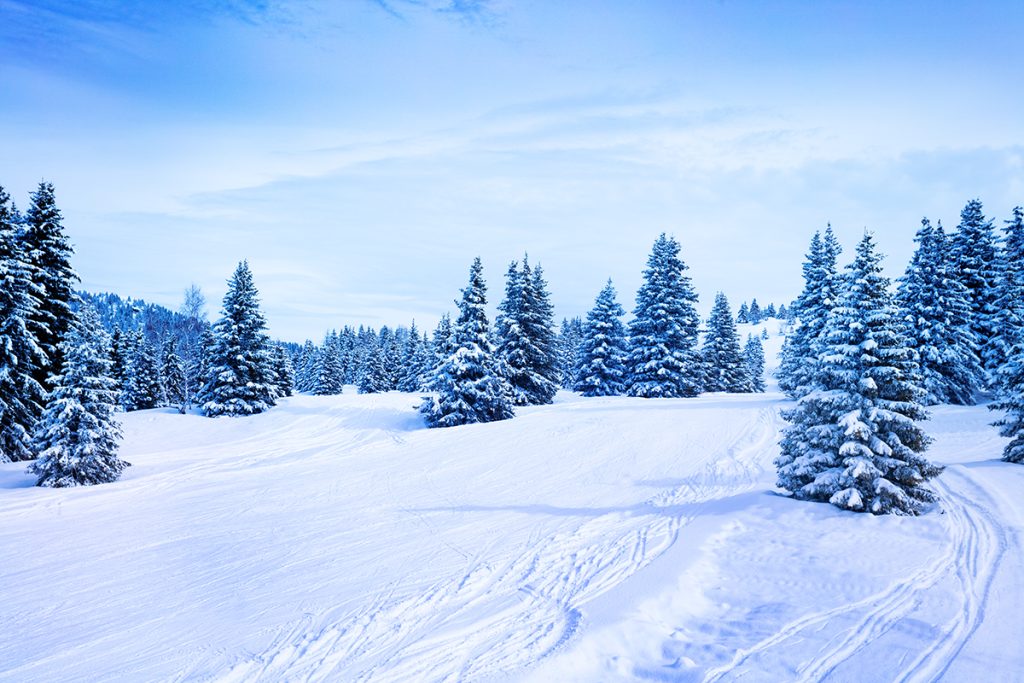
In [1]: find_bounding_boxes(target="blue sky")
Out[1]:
[1,0,1022,341]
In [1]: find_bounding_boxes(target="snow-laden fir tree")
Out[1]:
[574,279,629,396]
[22,182,79,391]
[777,226,842,398]
[990,207,1024,389]
[896,218,982,405]
[396,322,425,392]
[377,326,401,391]
[422,314,455,390]
[778,303,789,321]
[161,337,187,412]
[991,338,1024,463]
[295,340,318,392]
[748,299,762,324]
[314,331,344,395]
[271,344,294,397]
[626,234,702,398]
[744,334,766,393]
[764,303,777,319]
[201,261,278,417]
[701,292,752,393]
[420,257,514,427]
[951,199,1002,378]
[557,317,584,389]
[495,257,560,405]
[359,343,391,394]
[28,304,128,487]
[736,301,749,324]
[131,336,164,410]
[775,233,943,515]
[0,185,47,462]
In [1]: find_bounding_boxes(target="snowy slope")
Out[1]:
[1,328,1022,682]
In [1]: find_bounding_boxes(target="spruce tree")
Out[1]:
[764,303,777,318]
[737,301,749,324]
[990,207,1024,389]
[358,343,391,394]
[897,218,982,405]
[702,292,752,392]
[396,323,425,392]
[748,298,762,324]
[271,344,295,397]
[776,233,942,515]
[22,182,79,390]
[557,317,584,389]
[495,257,560,405]
[295,340,318,392]
[201,261,278,417]
[744,334,766,393]
[313,331,344,395]
[0,185,46,462]
[131,337,164,410]
[951,199,1001,378]
[161,337,188,412]
[574,280,629,397]
[991,342,1024,463]
[29,304,128,487]
[777,226,842,398]
[420,258,514,427]
[626,234,701,398]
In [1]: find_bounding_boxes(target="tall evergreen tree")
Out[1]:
[777,226,842,398]
[897,218,982,405]
[748,298,762,324]
[990,206,1024,389]
[626,234,701,398]
[421,258,514,427]
[131,337,164,410]
[775,233,942,515]
[495,257,560,405]
[991,342,1024,463]
[951,199,1001,378]
[358,343,391,394]
[557,317,584,389]
[396,323,425,392]
[764,303,777,318]
[201,261,278,417]
[313,331,344,395]
[271,344,295,397]
[744,334,766,393]
[22,182,79,390]
[736,301,750,324]
[295,340,318,392]
[161,337,187,412]
[701,292,752,392]
[0,185,46,462]
[574,280,629,397]
[28,304,128,487]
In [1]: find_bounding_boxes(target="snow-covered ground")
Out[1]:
[1,328,1022,682]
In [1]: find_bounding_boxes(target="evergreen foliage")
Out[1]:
[701,292,752,392]
[131,337,164,410]
[626,234,701,398]
[744,334,766,393]
[557,317,584,389]
[991,206,1024,390]
[28,305,128,487]
[775,233,942,515]
[495,257,560,405]
[160,337,187,412]
[201,261,278,417]
[736,301,749,324]
[271,344,295,397]
[420,258,514,427]
[896,219,982,405]
[951,199,1001,378]
[991,342,1024,463]
[574,280,629,397]
[748,299,762,324]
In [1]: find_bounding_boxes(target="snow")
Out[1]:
[1,331,1022,682]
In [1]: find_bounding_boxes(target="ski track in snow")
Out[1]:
[203,406,782,683]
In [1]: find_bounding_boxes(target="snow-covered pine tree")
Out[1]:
[991,338,1024,463]
[557,317,584,389]
[131,337,164,410]
[702,292,752,392]
[396,322,425,392]
[495,257,560,405]
[626,234,702,398]
[776,232,942,515]
[574,279,629,397]
[358,343,391,394]
[777,226,842,398]
[896,218,982,405]
[315,331,345,394]
[294,340,317,392]
[744,334,766,393]
[22,182,79,391]
[161,337,187,412]
[736,301,750,324]
[28,304,128,487]
[764,303,777,318]
[748,298,762,324]
[951,199,1002,379]
[990,206,1024,389]
[272,344,294,397]
[201,261,278,417]
[0,185,47,462]
[420,258,514,427]
[778,303,788,320]
[377,326,401,391]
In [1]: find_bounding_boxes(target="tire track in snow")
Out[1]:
[702,464,1007,683]
[207,406,782,682]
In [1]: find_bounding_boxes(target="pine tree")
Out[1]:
[991,342,1024,463]
[951,199,1001,378]
[28,304,128,487]
[313,331,344,395]
[991,207,1024,390]
[776,233,942,515]
[295,340,318,392]
[777,226,842,398]
[897,218,982,405]
[271,344,295,397]
[0,185,46,462]
[396,323,425,392]
[744,334,766,393]
[131,337,164,410]
[557,317,584,389]
[778,303,788,320]
[201,261,278,417]
[358,343,391,394]
[495,257,560,405]
[748,298,762,324]
[574,279,629,397]
[626,234,702,398]
[421,258,514,427]
[736,301,749,324]
[702,292,752,392]
[22,182,79,391]
[161,337,187,412]
[764,303,777,318]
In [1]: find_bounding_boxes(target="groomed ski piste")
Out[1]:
[1,330,1022,682]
